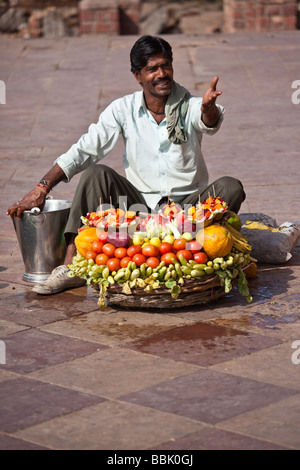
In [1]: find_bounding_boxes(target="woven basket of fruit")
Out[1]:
[68,199,256,310]
[89,271,238,309]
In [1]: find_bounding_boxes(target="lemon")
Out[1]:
[162,234,175,245]
[182,232,193,242]
[132,235,144,246]
[149,237,161,247]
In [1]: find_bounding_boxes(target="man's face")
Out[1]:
[133,53,174,98]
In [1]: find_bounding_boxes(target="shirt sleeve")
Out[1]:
[54,101,122,181]
[192,99,225,135]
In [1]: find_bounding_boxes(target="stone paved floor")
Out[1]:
[0,31,300,450]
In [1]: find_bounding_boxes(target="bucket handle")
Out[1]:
[28,207,46,229]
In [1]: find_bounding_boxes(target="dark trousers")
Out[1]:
[65,164,246,236]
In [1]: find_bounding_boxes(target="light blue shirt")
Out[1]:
[55,90,224,210]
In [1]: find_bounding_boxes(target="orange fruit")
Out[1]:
[196,223,233,260]
[244,262,258,279]
[75,227,99,257]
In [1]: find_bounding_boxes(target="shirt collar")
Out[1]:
[136,91,147,117]
[136,91,168,124]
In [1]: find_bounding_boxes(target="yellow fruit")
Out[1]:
[75,227,99,257]
[182,232,193,242]
[244,262,258,279]
[150,237,161,247]
[162,234,175,245]
[196,223,234,260]
[132,235,144,246]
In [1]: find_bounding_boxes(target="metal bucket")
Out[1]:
[13,199,72,283]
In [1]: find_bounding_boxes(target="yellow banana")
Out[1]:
[232,239,251,253]
[224,222,248,242]
[224,222,252,253]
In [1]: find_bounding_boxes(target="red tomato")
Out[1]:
[161,252,178,265]
[114,247,128,259]
[102,243,116,257]
[127,245,142,257]
[106,257,121,272]
[85,250,97,261]
[193,252,208,264]
[97,231,109,242]
[176,249,193,261]
[173,238,186,251]
[132,253,147,266]
[120,256,133,268]
[95,253,109,265]
[146,257,160,269]
[188,240,202,253]
[159,242,173,255]
[142,244,159,258]
[92,240,104,254]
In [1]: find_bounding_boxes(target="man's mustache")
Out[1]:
[153,77,172,85]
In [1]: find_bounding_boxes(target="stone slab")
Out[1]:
[219,394,300,450]
[39,309,196,346]
[0,433,48,450]
[152,427,289,450]
[120,368,298,425]
[212,341,300,391]
[1,328,106,374]
[0,376,105,434]
[28,347,200,399]
[123,321,281,367]
[15,400,206,450]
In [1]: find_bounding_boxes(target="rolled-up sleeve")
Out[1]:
[54,102,122,181]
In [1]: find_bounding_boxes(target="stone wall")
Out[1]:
[1,0,299,37]
[0,0,140,37]
[223,0,298,32]
[79,0,140,35]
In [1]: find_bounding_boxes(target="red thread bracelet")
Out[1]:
[35,182,51,193]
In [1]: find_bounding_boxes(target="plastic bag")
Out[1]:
[239,213,300,264]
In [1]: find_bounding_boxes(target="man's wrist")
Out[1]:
[201,106,220,128]
[35,179,51,194]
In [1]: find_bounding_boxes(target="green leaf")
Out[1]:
[238,268,252,302]
[171,285,181,299]
[215,270,227,278]
[165,279,176,289]
[224,276,232,293]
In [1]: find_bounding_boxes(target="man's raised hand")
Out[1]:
[201,76,222,127]
[201,76,222,111]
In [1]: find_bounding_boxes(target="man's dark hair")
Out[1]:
[130,35,173,73]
